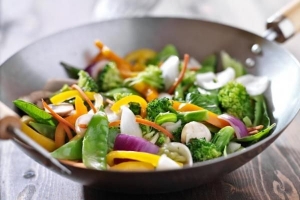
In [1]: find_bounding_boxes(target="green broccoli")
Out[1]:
[155,133,168,146]
[128,102,141,115]
[125,65,164,91]
[218,81,254,121]
[171,126,183,142]
[145,97,176,121]
[96,62,123,92]
[78,70,99,92]
[187,138,222,162]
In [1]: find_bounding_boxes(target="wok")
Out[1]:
[1,1,300,194]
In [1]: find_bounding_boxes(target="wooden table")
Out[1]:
[1,1,300,199]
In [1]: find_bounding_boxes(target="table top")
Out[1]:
[1,1,300,199]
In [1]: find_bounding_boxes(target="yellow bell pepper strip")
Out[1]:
[109,161,155,171]
[110,95,147,117]
[172,101,230,128]
[42,100,75,131]
[72,84,97,113]
[21,122,56,152]
[124,49,157,72]
[65,96,88,125]
[106,151,160,167]
[50,90,95,105]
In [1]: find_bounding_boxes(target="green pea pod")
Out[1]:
[29,122,56,140]
[82,111,109,170]
[211,126,235,152]
[253,95,270,128]
[51,136,83,160]
[236,123,276,143]
[60,62,81,79]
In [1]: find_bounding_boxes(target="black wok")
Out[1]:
[1,2,300,194]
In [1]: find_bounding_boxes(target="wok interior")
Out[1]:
[1,18,300,192]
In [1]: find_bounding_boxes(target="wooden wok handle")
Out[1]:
[266,0,300,43]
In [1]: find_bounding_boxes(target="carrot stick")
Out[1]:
[78,124,88,129]
[42,100,75,131]
[94,40,104,50]
[62,123,73,141]
[109,120,121,127]
[55,123,66,148]
[168,54,189,94]
[71,84,97,113]
[109,118,173,139]
[136,118,174,139]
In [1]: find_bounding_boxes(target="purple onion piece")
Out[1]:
[218,114,249,139]
[84,62,95,76]
[114,134,159,154]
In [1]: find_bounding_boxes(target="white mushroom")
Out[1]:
[44,103,74,117]
[181,122,211,144]
[164,142,193,166]
[75,113,94,135]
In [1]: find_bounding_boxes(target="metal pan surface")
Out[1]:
[1,17,300,193]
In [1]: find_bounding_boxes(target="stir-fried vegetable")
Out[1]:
[13,41,275,171]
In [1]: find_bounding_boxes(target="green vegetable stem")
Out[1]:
[82,111,109,170]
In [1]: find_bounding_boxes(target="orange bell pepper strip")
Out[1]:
[132,82,159,102]
[65,96,88,125]
[172,101,230,128]
[110,95,147,117]
[50,90,95,105]
[109,161,155,171]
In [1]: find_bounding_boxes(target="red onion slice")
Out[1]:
[114,134,159,154]
[218,114,249,139]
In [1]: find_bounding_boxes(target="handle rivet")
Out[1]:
[251,44,262,54]
[23,169,35,179]
[245,58,255,68]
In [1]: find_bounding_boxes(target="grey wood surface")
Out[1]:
[1,0,300,199]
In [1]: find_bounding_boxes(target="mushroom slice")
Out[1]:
[164,142,193,166]
[181,122,211,144]
[44,103,74,117]
[75,113,94,135]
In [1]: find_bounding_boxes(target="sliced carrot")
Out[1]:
[172,101,230,128]
[62,123,73,141]
[42,100,75,131]
[94,40,104,50]
[71,84,97,113]
[78,124,88,128]
[109,118,173,139]
[168,54,189,94]
[136,118,173,139]
[109,120,121,127]
[55,123,66,148]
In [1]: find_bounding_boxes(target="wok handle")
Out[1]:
[265,0,300,43]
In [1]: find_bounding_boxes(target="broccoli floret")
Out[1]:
[171,126,183,142]
[125,65,164,91]
[155,133,168,147]
[97,62,123,92]
[113,93,132,101]
[78,70,99,92]
[129,102,141,115]
[218,81,254,121]
[187,138,222,162]
[146,97,175,121]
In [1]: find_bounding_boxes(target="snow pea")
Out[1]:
[82,111,109,170]
[51,136,83,160]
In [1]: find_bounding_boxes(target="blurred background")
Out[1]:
[1,0,300,64]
